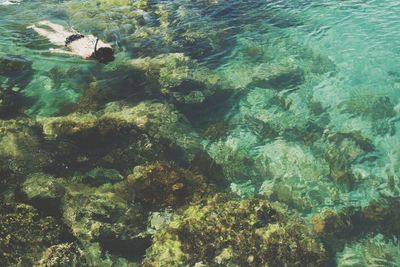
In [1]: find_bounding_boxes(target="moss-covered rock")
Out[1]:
[62,183,150,262]
[336,234,400,267]
[312,197,400,255]
[0,86,29,119]
[21,173,65,215]
[340,95,396,136]
[75,167,124,186]
[130,53,232,110]
[0,119,51,196]
[40,102,203,163]
[144,194,327,266]
[66,0,145,41]
[319,131,375,188]
[126,162,212,209]
[22,173,65,202]
[0,203,67,266]
[0,55,32,76]
[35,242,86,267]
[63,184,146,241]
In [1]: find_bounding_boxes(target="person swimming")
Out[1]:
[28,20,115,63]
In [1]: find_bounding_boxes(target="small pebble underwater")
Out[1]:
[0,0,399,266]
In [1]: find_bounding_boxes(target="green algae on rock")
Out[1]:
[35,242,86,267]
[336,234,400,267]
[315,130,375,189]
[312,197,400,255]
[0,119,51,197]
[144,194,327,266]
[62,182,151,263]
[0,86,29,119]
[0,203,67,266]
[126,162,213,209]
[40,101,204,164]
[129,53,234,114]
[22,173,65,202]
[21,173,65,216]
[75,167,124,186]
[62,183,147,242]
[0,56,32,75]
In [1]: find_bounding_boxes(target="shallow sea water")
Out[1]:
[1,0,399,266]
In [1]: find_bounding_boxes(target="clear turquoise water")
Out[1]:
[1,0,399,265]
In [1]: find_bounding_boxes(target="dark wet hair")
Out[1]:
[65,34,85,46]
[92,47,115,64]
[90,38,115,64]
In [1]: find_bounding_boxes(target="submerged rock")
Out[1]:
[22,173,65,202]
[0,86,29,118]
[312,197,400,254]
[63,184,147,243]
[0,203,67,266]
[336,234,400,267]
[35,242,86,267]
[0,55,32,76]
[21,173,65,215]
[144,194,327,266]
[130,53,233,110]
[256,140,335,212]
[40,101,203,164]
[126,162,212,209]
[316,131,375,189]
[207,130,263,183]
[75,167,124,186]
[249,65,304,90]
[340,95,396,136]
[0,56,33,115]
[0,119,51,196]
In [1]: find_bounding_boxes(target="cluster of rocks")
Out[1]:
[1,0,399,266]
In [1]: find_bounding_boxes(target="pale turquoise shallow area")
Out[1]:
[0,0,399,266]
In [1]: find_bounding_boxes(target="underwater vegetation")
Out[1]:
[1,0,400,266]
[144,194,327,267]
[126,161,213,209]
[336,234,400,267]
[0,203,68,266]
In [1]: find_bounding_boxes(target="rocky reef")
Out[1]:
[336,234,400,267]
[0,0,399,266]
[144,194,327,266]
[0,203,69,266]
[126,162,213,209]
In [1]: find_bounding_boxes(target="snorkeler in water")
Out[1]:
[28,20,115,63]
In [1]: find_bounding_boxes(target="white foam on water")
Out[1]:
[0,0,20,5]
